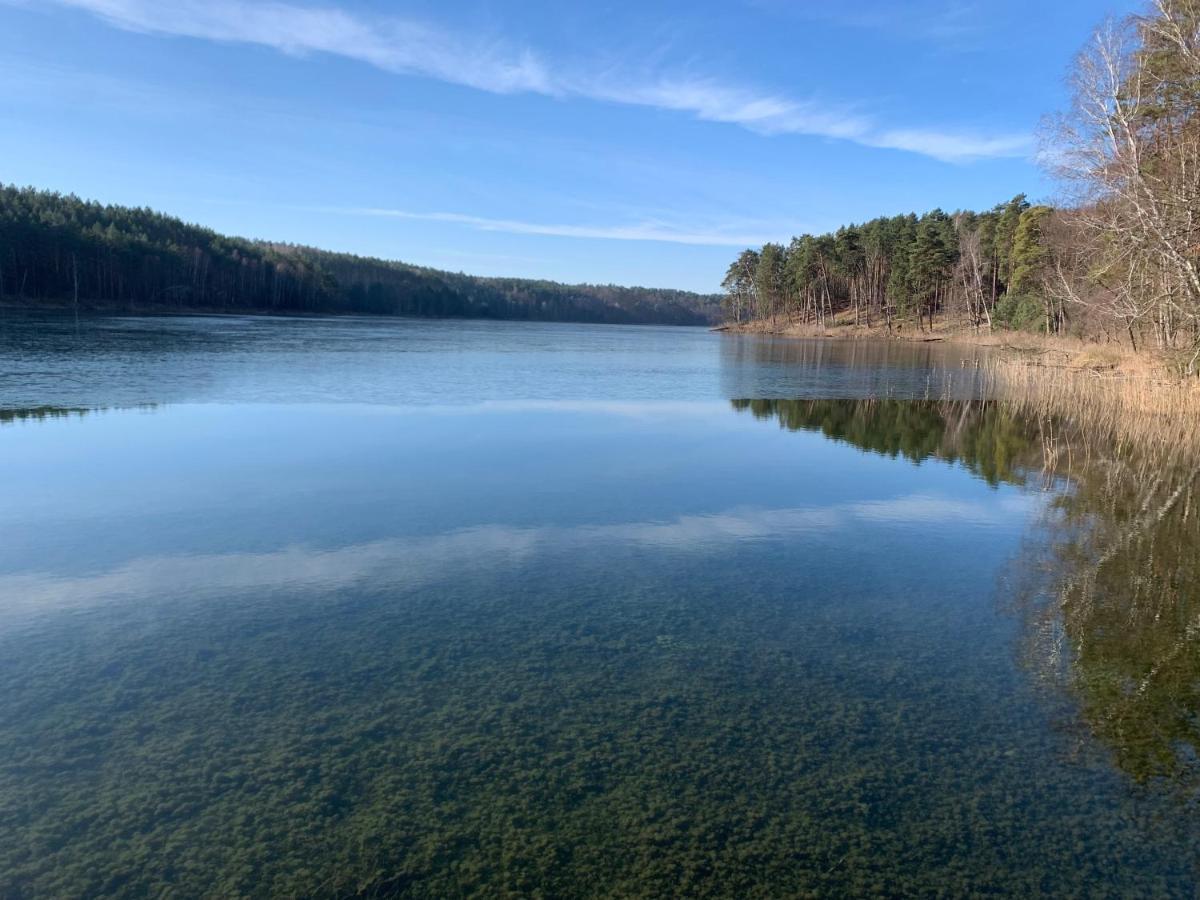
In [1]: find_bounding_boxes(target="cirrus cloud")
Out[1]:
[27,0,1031,162]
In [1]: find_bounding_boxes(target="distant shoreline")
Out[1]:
[0,299,712,328]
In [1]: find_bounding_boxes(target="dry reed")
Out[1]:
[981,357,1200,460]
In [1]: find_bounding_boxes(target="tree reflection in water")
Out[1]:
[733,398,1200,802]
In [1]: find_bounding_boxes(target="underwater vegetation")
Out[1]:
[2,544,1195,898]
[0,399,1196,897]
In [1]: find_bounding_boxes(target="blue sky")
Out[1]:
[1,0,1139,292]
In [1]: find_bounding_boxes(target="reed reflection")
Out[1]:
[734,397,1200,800]
[1011,441,1200,797]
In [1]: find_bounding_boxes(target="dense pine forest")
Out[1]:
[724,0,1200,369]
[0,185,721,326]
[722,196,1041,334]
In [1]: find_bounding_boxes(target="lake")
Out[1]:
[0,313,1196,897]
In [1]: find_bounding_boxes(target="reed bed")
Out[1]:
[981,356,1200,460]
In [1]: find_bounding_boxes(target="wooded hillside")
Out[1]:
[0,185,722,326]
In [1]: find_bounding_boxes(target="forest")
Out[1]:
[0,185,721,326]
[723,0,1200,369]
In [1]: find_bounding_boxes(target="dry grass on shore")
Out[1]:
[721,315,1200,451]
[982,356,1200,455]
[721,318,1177,373]
[960,331,1188,378]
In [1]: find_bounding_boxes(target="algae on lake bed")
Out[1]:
[1,399,1197,897]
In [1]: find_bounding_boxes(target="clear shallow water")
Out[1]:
[0,315,1196,897]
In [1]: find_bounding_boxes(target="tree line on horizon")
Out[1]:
[724,0,1200,369]
[0,185,722,327]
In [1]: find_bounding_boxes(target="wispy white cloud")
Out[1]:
[585,77,872,140]
[870,129,1033,161]
[41,0,555,93]
[331,207,791,247]
[30,0,1030,162]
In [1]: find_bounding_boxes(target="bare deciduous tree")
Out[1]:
[1049,1,1200,361]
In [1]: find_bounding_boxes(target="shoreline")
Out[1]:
[715,318,1193,380]
[0,300,716,328]
[718,317,1200,451]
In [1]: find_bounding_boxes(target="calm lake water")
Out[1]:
[0,313,1196,897]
